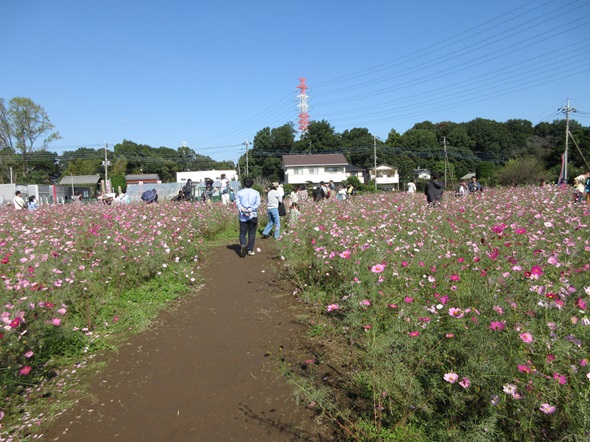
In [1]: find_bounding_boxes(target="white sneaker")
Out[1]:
[247,251,255,256]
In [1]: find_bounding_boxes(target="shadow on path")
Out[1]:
[44,243,328,441]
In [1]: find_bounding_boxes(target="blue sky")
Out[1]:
[2,0,589,163]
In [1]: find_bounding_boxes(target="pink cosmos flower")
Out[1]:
[371,264,385,273]
[443,372,459,383]
[24,351,34,359]
[553,372,567,385]
[493,305,504,314]
[530,265,544,280]
[339,250,351,259]
[404,297,413,303]
[401,261,408,267]
[387,303,397,309]
[409,331,420,337]
[19,366,32,376]
[540,403,556,414]
[326,304,340,312]
[489,321,505,331]
[51,318,62,326]
[519,332,533,343]
[459,377,471,389]
[450,274,460,282]
[547,256,559,265]
[448,308,464,318]
[575,298,587,310]
[515,228,527,234]
[503,384,517,395]
[360,300,371,306]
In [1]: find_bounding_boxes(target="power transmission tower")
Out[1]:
[559,99,576,183]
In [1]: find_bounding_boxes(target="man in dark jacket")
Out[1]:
[425,172,444,204]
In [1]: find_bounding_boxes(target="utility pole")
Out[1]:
[102,141,111,193]
[559,99,576,183]
[373,136,378,191]
[243,140,250,176]
[441,137,450,187]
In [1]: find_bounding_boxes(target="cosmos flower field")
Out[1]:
[280,186,590,440]
[0,201,235,439]
[0,185,588,441]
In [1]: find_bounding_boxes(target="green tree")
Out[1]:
[399,128,437,149]
[385,128,402,146]
[463,118,514,163]
[341,127,376,169]
[0,97,61,177]
[295,120,341,152]
[495,157,549,186]
[436,122,472,149]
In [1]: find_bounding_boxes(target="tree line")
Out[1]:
[1,97,588,187]
[245,119,590,186]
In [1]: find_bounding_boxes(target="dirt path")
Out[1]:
[43,243,327,441]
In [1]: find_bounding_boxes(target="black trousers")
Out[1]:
[239,217,258,252]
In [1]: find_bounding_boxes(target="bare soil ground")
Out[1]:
[42,243,331,442]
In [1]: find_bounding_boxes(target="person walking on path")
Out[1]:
[425,172,444,205]
[262,182,282,240]
[236,177,260,257]
[13,191,25,211]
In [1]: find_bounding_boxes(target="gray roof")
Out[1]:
[58,174,101,185]
[345,164,365,172]
[283,153,348,167]
[126,174,160,181]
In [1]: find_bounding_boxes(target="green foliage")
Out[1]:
[475,162,496,181]
[495,157,549,186]
[0,97,61,178]
[279,189,590,440]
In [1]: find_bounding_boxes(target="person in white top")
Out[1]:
[219,174,230,205]
[407,181,416,194]
[13,191,26,210]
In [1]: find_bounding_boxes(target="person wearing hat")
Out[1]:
[261,182,282,239]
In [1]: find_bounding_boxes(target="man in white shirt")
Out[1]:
[13,191,25,210]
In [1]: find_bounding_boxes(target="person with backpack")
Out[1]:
[313,182,326,201]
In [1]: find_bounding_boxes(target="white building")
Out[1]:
[176,170,238,184]
[282,153,366,185]
[369,165,400,190]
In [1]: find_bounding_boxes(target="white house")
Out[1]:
[369,165,400,189]
[282,153,366,185]
[176,170,238,184]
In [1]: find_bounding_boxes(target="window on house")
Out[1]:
[292,167,303,175]
[325,167,342,173]
[308,168,319,174]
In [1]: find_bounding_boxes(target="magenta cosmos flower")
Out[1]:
[489,321,505,331]
[539,403,556,414]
